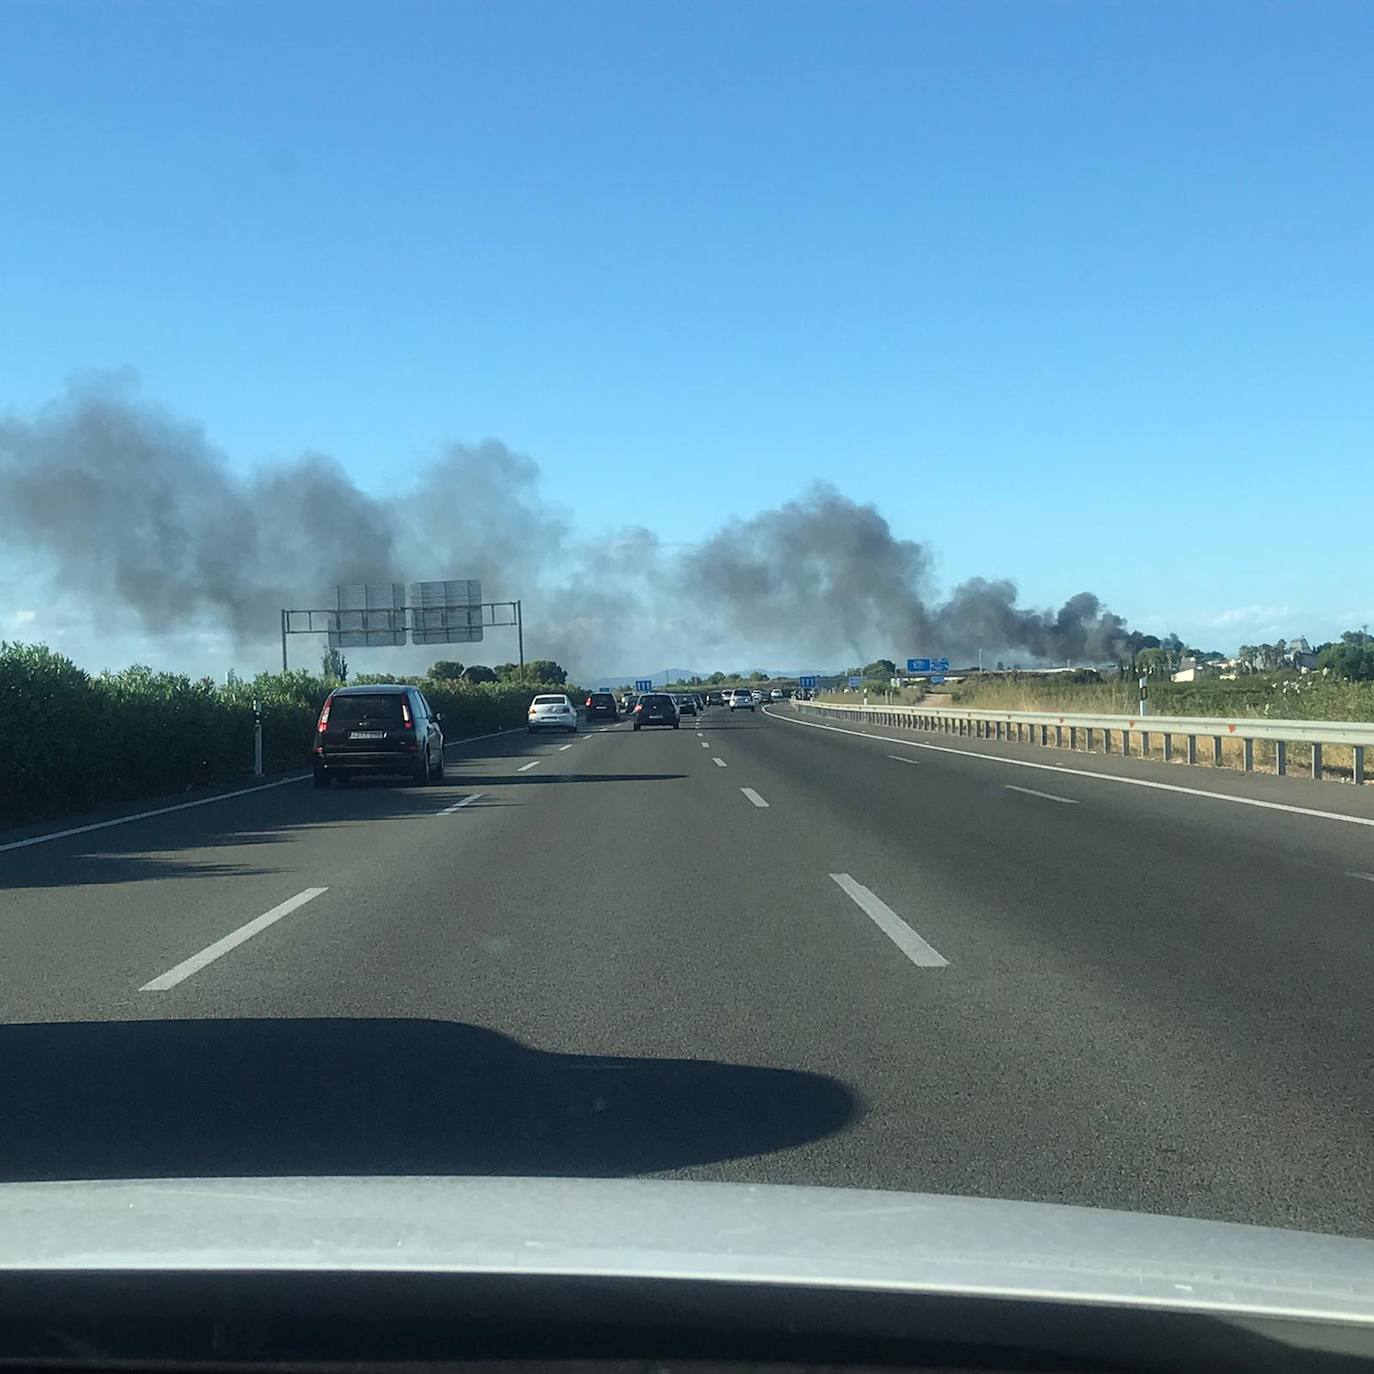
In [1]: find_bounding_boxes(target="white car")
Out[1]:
[527,693,577,733]
[729,691,755,712]
[770,688,785,701]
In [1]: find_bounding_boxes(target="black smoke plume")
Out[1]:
[0,383,1128,670]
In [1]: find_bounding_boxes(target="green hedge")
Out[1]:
[0,642,571,829]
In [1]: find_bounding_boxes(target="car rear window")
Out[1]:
[533,695,567,705]
[589,693,615,704]
[327,694,406,726]
[641,694,673,706]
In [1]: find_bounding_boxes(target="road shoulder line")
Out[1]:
[768,709,1374,830]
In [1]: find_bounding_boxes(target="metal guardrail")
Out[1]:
[791,700,1372,785]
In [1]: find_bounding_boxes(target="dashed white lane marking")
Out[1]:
[829,874,948,969]
[769,709,1374,830]
[439,793,485,815]
[1006,784,1078,805]
[140,888,328,991]
[559,743,574,751]
[1349,872,1374,883]
[518,760,541,772]
[740,788,769,808]
[713,757,728,768]
[887,755,919,766]
[700,741,711,749]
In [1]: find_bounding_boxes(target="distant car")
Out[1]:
[770,688,784,701]
[528,693,578,733]
[677,695,698,716]
[313,684,444,787]
[585,691,619,721]
[729,691,755,712]
[634,693,680,730]
[705,691,724,706]
[621,694,638,712]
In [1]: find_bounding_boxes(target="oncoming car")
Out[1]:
[528,694,578,733]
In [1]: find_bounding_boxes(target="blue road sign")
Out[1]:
[798,675,817,690]
[931,657,950,672]
[848,675,863,688]
[907,658,931,673]
[929,675,947,685]
[634,679,653,693]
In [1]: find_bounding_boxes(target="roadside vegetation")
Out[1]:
[0,642,574,829]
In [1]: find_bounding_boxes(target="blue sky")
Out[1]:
[2,0,1371,671]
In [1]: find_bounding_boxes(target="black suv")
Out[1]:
[633,693,680,730]
[313,685,444,787]
[585,691,619,721]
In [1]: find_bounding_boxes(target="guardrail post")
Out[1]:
[1212,736,1223,767]
[1122,731,1131,758]
[1085,727,1094,751]
[1355,745,1366,786]
[1242,738,1254,772]
[1187,734,1197,765]
[1140,731,1149,758]
[1275,740,1286,775]
[1056,724,1064,747]
[1163,733,1173,762]
[1312,742,1323,780]
[1103,728,1112,754]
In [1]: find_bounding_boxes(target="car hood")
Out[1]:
[0,1177,1371,1326]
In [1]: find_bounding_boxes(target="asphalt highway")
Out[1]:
[3,703,1372,1238]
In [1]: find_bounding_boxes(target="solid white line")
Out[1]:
[0,774,310,854]
[140,887,328,991]
[1006,784,1078,805]
[517,760,541,772]
[443,726,527,752]
[713,757,728,768]
[740,788,770,808]
[438,792,485,815]
[829,873,948,969]
[771,710,1374,830]
[0,725,537,856]
[887,755,919,766]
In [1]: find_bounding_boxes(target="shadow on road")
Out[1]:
[0,1018,858,1180]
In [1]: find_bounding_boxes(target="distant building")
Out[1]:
[1171,656,1217,684]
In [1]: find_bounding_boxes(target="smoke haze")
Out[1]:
[0,382,1129,674]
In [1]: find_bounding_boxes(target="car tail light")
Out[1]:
[317,697,333,733]
[401,699,413,730]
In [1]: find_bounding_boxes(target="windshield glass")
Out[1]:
[1,0,1370,1259]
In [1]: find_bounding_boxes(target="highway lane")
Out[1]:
[2,704,1370,1239]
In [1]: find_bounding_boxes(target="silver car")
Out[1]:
[527,693,578,733]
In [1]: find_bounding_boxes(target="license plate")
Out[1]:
[349,730,386,739]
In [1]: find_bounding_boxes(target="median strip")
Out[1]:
[830,873,948,969]
[740,788,769,808]
[140,887,328,991]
